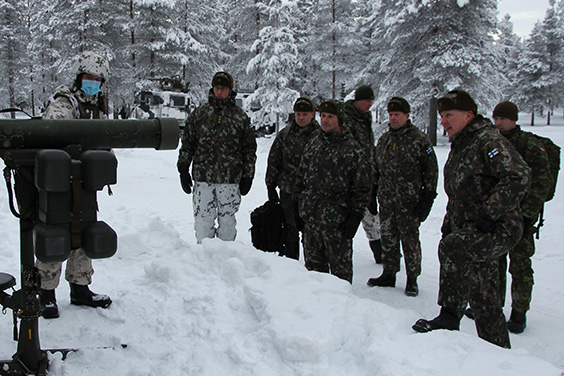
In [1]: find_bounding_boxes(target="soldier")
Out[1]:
[177,72,257,243]
[265,97,321,260]
[412,90,530,349]
[340,86,382,263]
[295,100,371,283]
[367,97,438,297]
[493,101,551,333]
[38,51,113,319]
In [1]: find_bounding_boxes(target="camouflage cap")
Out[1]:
[437,89,477,114]
[212,71,233,89]
[318,100,340,116]
[294,97,315,112]
[387,97,411,113]
[71,51,110,81]
[493,101,518,121]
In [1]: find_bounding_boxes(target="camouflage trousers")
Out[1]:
[379,204,421,277]
[499,221,536,313]
[193,182,241,243]
[361,208,380,241]
[437,224,521,348]
[279,191,301,260]
[37,248,94,290]
[302,205,352,283]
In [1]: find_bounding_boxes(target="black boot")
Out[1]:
[70,283,112,308]
[506,309,527,334]
[39,289,59,319]
[369,240,382,264]
[412,306,462,333]
[405,276,419,297]
[367,272,396,287]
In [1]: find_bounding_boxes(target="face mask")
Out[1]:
[81,79,102,96]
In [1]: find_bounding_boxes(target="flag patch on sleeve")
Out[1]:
[488,148,499,158]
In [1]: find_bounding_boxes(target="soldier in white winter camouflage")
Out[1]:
[367,97,438,297]
[412,90,531,349]
[295,100,371,283]
[177,72,257,243]
[38,51,113,319]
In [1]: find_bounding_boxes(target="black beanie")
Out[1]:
[318,100,340,116]
[211,71,233,89]
[294,97,315,112]
[387,97,411,113]
[493,101,519,121]
[355,85,375,101]
[437,89,478,114]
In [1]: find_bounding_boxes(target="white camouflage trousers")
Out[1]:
[193,182,241,243]
[361,208,381,241]
[36,248,94,290]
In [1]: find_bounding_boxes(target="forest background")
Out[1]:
[1,0,563,130]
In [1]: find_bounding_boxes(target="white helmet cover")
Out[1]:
[71,51,110,81]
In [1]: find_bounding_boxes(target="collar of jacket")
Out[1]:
[343,99,370,122]
[500,124,522,139]
[456,114,493,140]
[389,119,414,134]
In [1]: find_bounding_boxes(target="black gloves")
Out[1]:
[474,209,496,233]
[340,211,364,239]
[267,186,279,203]
[239,177,253,196]
[179,172,192,194]
[417,190,437,222]
[368,194,378,215]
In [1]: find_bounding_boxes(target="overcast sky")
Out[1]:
[498,0,550,38]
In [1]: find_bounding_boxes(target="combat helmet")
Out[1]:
[71,51,110,82]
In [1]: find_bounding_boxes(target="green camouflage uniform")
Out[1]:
[375,120,438,277]
[265,118,321,259]
[439,115,531,348]
[177,89,257,242]
[296,131,371,283]
[499,125,551,313]
[340,100,380,241]
[37,85,108,289]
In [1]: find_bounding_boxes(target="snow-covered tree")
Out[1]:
[495,13,522,103]
[247,0,300,132]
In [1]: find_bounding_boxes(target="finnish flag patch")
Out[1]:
[426,147,433,154]
[488,148,499,158]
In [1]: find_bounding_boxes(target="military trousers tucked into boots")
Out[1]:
[437,225,521,349]
[193,182,241,243]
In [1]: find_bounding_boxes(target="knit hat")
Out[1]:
[318,100,340,116]
[493,101,519,121]
[355,85,375,101]
[211,71,233,89]
[437,89,478,114]
[387,97,411,113]
[294,97,315,112]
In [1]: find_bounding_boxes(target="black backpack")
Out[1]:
[250,201,285,252]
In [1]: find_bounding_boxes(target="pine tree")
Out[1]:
[495,14,522,103]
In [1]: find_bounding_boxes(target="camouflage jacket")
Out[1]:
[500,125,551,220]
[296,131,371,219]
[43,85,107,120]
[375,120,438,208]
[265,118,321,194]
[443,115,531,233]
[340,100,377,184]
[177,89,257,184]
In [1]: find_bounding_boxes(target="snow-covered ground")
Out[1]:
[1,112,563,375]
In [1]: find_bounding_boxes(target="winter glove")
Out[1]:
[179,172,192,194]
[293,201,304,231]
[416,190,437,222]
[267,186,280,203]
[239,177,253,196]
[474,209,496,233]
[340,211,364,239]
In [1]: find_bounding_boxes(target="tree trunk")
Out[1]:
[531,110,535,126]
[428,96,437,146]
[547,110,551,125]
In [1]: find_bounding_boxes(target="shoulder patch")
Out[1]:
[488,148,499,158]
[426,147,433,154]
